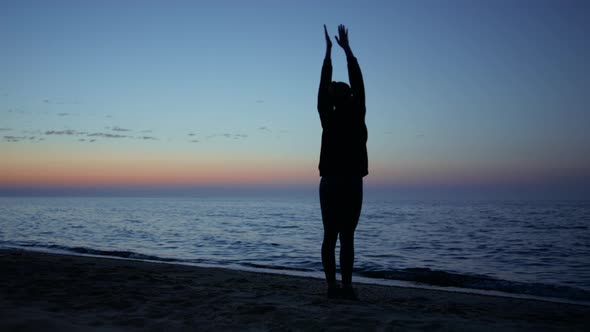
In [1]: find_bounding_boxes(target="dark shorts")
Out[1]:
[319,176,363,232]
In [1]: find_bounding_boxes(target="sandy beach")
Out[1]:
[0,249,588,331]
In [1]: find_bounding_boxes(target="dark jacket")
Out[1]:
[317,56,368,177]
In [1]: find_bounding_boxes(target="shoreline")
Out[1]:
[1,248,589,331]
[5,245,589,306]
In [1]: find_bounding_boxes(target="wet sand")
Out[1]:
[0,249,588,331]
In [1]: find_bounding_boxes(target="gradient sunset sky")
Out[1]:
[1,0,589,198]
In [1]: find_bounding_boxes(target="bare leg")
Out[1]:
[339,177,362,293]
[320,177,338,286]
[321,229,338,285]
[320,176,362,298]
[339,230,354,287]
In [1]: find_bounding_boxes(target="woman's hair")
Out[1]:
[330,81,352,106]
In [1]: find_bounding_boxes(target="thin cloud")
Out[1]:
[7,108,27,114]
[223,133,248,139]
[3,135,23,142]
[258,126,272,132]
[140,129,153,133]
[56,112,75,117]
[189,139,199,143]
[43,99,80,105]
[3,135,44,142]
[77,138,97,143]
[206,132,248,140]
[136,136,158,140]
[0,128,12,131]
[188,132,196,136]
[45,129,83,136]
[256,99,265,104]
[111,126,131,132]
[44,130,125,138]
[41,128,164,141]
[86,132,128,138]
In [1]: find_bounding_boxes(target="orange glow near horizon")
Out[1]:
[0,147,316,187]
[2,144,588,188]
[2,156,585,188]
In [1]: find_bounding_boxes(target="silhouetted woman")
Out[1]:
[318,24,368,299]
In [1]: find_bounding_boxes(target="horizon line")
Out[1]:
[0,182,588,200]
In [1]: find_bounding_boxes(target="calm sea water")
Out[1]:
[1,195,589,303]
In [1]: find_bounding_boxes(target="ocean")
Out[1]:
[1,194,589,304]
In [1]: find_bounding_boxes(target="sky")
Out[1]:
[1,0,589,198]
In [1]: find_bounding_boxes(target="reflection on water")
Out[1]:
[1,196,589,301]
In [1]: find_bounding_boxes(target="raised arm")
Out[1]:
[318,25,333,118]
[335,24,365,112]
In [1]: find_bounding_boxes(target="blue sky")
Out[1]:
[1,0,589,198]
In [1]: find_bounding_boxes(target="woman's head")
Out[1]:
[329,81,352,107]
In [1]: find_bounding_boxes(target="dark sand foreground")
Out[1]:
[1,249,588,331]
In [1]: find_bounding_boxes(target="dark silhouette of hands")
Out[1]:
[324,24,332,49]
[335,24,350,51]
